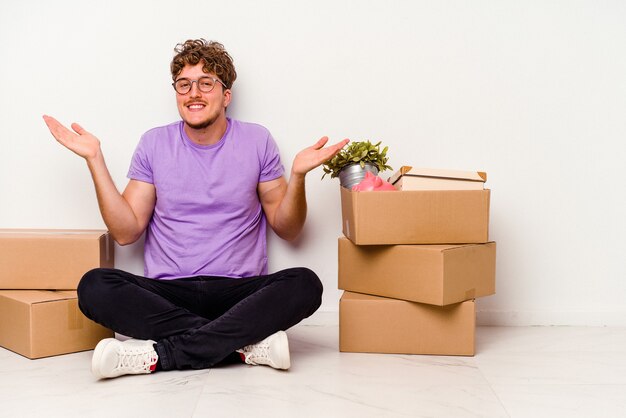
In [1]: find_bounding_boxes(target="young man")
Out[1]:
[43,39,348,379]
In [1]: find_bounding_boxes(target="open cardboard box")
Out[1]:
[340,291,475,356]
[0,229,113,289]
[0,290,113,359]
[340,187,490,245]
[338,237,496,306]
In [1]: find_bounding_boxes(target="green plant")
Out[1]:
[322,140,392,179]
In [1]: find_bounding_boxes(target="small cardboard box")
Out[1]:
[340,187,490,245]
[0,290,113,359]
[0,229,113,289]
[339,291,475,356]
[388,166,487,190]
[338,238,496,306]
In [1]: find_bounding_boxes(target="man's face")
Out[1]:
[174,63,231,130]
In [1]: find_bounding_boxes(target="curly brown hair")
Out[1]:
[170,39,237,89]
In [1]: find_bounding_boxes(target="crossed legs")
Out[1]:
[77,267,323,371]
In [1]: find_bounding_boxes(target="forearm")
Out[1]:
[272,171,307,241]
[86,152,144,245]
[263,135,348,240]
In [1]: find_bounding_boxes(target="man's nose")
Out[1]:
[189,81,201,97]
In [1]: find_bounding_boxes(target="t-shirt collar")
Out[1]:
[180,118,231,150]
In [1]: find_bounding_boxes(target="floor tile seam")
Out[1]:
[489,383,626,387]
[296,383,443,417]
[474,359,513,418]
[475,350,626,355]
[189,369,213,418]
[477,324,626,328]
[480,379,626,387]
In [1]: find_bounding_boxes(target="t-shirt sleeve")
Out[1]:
[127,134,154,184]
[259,132,285,182]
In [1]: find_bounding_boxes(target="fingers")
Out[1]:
[43,115,91,141]
[309,137,349,162]
[42,114,61,131]
[311,136,329,149]
[71,122,87,135]
[312,136,349,151]
[333,138,350,150]
[42,115,71,140]
[293,137,350,175]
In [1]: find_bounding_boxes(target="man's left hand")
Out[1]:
[291,136,349,176]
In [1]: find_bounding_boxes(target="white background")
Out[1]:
[1,0,625,325]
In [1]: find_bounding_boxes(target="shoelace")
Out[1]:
[242,342,271,364]
[115,347,158,373]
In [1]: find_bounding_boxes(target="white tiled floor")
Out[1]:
[1,325,626,417]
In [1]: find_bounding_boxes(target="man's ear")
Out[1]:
[223,89,232,108]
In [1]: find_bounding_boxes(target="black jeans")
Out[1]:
[77,267,323,370]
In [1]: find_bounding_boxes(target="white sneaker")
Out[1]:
[237,331,290,370]
[91,338,158,379]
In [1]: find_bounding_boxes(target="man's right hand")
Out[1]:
[42,114,154,246]
[43,115,101,161]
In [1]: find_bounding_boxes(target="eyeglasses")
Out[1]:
[172,77,227,95]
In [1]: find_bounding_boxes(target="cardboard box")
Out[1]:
[0,290,113,359]
[340,187,490,245]
[0,229,113,289]
[338,238,496,306]
[339,291,475,356]
[388,166,487,191]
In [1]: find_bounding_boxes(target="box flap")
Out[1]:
[0,290,77,304]
[341,291,380,302]
[0,229,108,239]
[439,241,495,252]
[387,165,414,185]
[337,237,482,252]
[388,166,487,185]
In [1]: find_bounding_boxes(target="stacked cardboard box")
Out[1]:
[338,167,496,356]
[0,229,115,359]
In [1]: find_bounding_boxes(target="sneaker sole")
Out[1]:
[91,338,117,378]
[273,331,291,370]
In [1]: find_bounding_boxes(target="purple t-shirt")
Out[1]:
[127,118,284,279]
